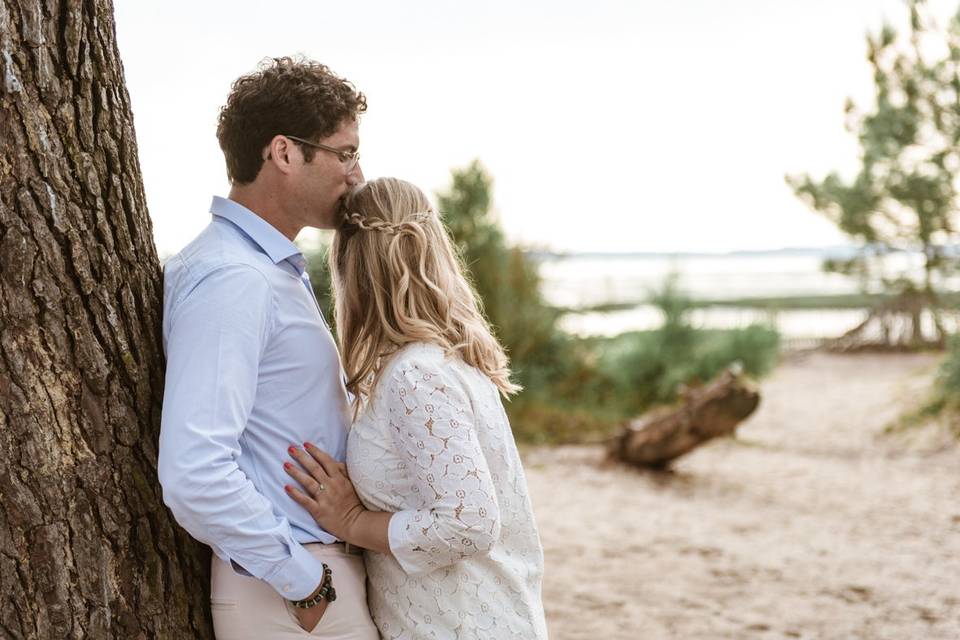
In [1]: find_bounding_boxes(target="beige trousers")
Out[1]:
[211,543,379,640]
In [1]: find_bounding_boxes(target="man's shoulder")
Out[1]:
[165,221,273,286]
[163,221,278,310]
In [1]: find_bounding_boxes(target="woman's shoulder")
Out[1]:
[366,344,453,413]
[377,342,484,394]
[381,341,454,379]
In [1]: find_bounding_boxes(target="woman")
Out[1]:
[283,177,548,639]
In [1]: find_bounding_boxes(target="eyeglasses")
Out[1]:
[284,134,360,172]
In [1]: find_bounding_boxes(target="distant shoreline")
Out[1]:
[528,245,955,261]
[558,291,960,314]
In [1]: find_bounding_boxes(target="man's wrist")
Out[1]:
[289,563,335,608]
[297,579,324,601]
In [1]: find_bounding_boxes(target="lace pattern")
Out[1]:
[347,343,548,639]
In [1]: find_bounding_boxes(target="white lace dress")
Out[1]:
[346,343,548,640]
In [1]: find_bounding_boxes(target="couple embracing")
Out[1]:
[157,57,549,639]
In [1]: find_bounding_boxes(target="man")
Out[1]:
[158,57,377,638]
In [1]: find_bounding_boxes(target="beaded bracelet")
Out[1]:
[289,563,337,609]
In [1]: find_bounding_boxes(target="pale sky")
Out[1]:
[112,0,957,257]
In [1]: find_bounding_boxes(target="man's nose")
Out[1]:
[347,163,364,185]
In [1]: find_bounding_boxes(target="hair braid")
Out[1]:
[344,211,431,236]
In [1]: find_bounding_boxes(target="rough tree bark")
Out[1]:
[0,1,212,638]
[608,369,761,469]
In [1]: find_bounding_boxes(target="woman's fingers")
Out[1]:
[283,460,325,497]
[289,445,329,482]
[283,445,365,543]
[284,483,317,514]
[303,442,339,476]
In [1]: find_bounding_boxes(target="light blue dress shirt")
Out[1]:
[158,196,350,600]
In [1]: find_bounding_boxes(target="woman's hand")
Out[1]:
[284,442,366,543]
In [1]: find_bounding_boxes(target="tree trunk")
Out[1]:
[0,2,212,638]
[607,369,761,469]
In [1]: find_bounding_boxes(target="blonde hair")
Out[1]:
[330,177,520,412]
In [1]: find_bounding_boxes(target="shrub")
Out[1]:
[594,277,779,416]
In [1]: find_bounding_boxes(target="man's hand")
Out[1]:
[290,596,329,633]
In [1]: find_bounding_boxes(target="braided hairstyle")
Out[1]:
[341,211,431,235]
[330,178,519,413]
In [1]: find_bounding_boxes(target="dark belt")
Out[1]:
[343,542,364,556]
[319,541,364,556]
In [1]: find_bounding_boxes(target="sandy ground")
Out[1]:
[524,352,960,640]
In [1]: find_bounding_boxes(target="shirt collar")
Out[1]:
[210,196,305,273]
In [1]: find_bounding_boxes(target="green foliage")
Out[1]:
[436,160,566,393]
[897,333,960,440]
[933,333,960,411]
[435,161,626,442]
[786,0,960,297]
[304,240,335,327]
[594,277,780,416]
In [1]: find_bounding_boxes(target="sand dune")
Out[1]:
[525,352,959,639]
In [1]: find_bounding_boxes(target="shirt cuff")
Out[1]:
[387,509,431,576]
[259,542,327,600]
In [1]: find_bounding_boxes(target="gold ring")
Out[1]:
[318,483,326,492]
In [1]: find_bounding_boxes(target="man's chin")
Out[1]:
[331,198,350,229]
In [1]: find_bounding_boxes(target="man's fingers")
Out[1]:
[283,461,324,497]
[303,442,338,476]
[289,445,329,481]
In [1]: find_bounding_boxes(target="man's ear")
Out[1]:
[264,135,296,174]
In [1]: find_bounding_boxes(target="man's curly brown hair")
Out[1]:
[217,56,367,185]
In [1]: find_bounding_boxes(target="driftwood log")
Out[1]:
[608,368,761,468]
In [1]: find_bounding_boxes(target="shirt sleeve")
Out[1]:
[158,262,325,600]
[384,356,503,576]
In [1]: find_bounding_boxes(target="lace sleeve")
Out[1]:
[383,356,502,576]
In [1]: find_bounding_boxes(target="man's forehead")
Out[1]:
[322,119,359,144]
